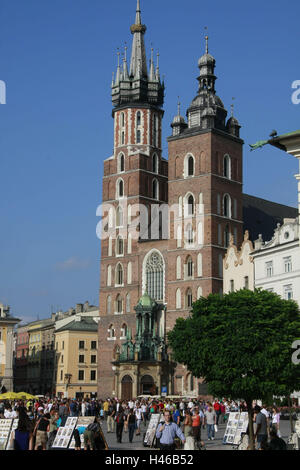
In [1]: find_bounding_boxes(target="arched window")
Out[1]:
[116,295,123,314]
[126,294,130,313]
[153,115,158,147]
[116,263,124,285]
[176,288,181,309]
[121,323,128,338]
[152,154,158,173]
[108,324,115,338]
[118,153,125,173]
[184,154,195,178]
[127,262,132,284]
[188,195,194,215]
[223,154,231,179]
[116,236,124,256]
[128,233,132,254]
[136,111,141,127]
[152,178,159,200]
[136,130,141,144]
[185,223,194,245]
[186,256,193,278]
[224,225,230,248]
[188,156,194,176]
[197,286,203,299]
[107,265,112,286]
[117,179,124,199]
[116,206,123,227]
[186,288,193,308]
[176,256,181,279]
[108,236,113,257]
[144,251,164,301]
[197,253,203,277]
[107,295,111,314]
[223,194,231,218]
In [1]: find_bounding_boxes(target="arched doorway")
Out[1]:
[121,375,133,401]
[140,375,156,395]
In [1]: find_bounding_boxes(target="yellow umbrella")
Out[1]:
[15,392,36,400]
[0,392,19,400]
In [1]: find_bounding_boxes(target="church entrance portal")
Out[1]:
[121,375,133,401]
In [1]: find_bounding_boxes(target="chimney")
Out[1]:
[76,304,83,314]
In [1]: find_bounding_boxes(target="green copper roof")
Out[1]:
[138,292,154,307]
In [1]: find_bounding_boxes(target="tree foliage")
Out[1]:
[168,289,300,402]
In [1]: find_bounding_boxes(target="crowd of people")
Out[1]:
[0,395,288,450]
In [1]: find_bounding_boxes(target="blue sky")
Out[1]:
[1,0,299,322]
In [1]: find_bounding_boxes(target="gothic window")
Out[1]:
[176,256,181,279]
[186,256,193,278]
[223,154,231,179]
[116,206,123,227]
[185,224,194,245]
[153,115,158,147]
[137,111,141,127]
[107,295,111,314]
[108,324,115,338]
[188,156,194,176]
[176,288,181,309]
[126,294,130,313]
[121,323,128,338]
[186,289,193,308]
[197,286,203,299]
[107,265,112,286]
[116,236,124,256]
[116,263,124,285]
[185,194,195,216]
[127,262,132,284]
[118,153,125,173]
[152,178,159,200]
[144,251,164,301]
[223,194,231,218]
[152,154,158,173]
[116,295,123,314]
[136,130,141,144]
[224,225,230,248]
[117,179,124,199]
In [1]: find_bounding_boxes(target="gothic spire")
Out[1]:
[129,0,148,79]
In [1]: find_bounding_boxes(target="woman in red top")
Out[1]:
[191,408,204,450]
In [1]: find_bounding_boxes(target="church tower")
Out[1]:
[98,0,169,399]
[166,37,244,395]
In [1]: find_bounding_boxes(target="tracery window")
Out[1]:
[145,251,164,301]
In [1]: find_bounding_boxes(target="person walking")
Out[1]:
[254,405,268,450]
[204,403,216,441]
[127,409,137,443]
[107,400,116,433]
[183,410,194,450]
[191,407,204,450]
[115,408,126,443]
[156,410,186,450]
[33,409,50,450]
[271,406,281,437]
[135,404,142,436]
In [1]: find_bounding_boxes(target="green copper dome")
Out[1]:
[139,292,154,307]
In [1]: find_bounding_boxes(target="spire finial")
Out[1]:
[204,26,209,53]
[231,97,235,117]
[135,0,141,25]
[177,96,181,116]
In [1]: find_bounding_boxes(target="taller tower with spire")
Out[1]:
[98,1,170,400]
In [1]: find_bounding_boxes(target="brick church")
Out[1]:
[97,1,297,400]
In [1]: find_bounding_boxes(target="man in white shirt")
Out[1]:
[128,400,134,410]
[4,406,17,419]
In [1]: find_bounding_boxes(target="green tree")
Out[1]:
[168,289,300,449]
